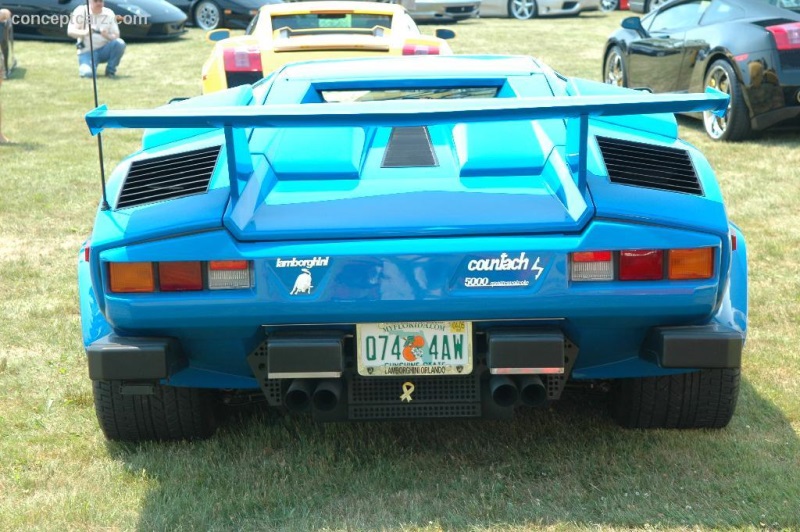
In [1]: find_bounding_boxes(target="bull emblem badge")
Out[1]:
[290,268,313,295]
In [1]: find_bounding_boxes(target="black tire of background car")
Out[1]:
[194,0,222,31]
[600,0,620,12]
[93,380,219,441]
[604,46,628,88]
[703,60,752,142]
[645,0,669,13]
[507,0,538,20]
[611,368,741,429]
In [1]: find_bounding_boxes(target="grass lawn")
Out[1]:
[1,10,799,530]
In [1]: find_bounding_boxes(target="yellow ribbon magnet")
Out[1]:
[400,382,415,402]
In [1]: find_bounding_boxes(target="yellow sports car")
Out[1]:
[201,1,456,94]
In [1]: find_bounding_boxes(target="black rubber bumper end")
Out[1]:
[642,325,744,369]
[86,334,186,381]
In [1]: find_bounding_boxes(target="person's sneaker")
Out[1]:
[105,71,117,78]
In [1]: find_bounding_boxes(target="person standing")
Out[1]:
[67,0,125,78]
[0,7,11,143]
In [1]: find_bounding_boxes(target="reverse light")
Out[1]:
[159,261,203,292]
[109,263,155,293]
[766,22,800,51]
[570,251,613,281]
[402,44,440,56]
[619,250,664,281]
[222,47,262,72]
[668,248,714,280]
[208,260,251,290]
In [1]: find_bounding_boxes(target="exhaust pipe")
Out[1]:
[490,376,519,407]
[519,375,548,407]
[312,379,342,412]
[285,379,314,412]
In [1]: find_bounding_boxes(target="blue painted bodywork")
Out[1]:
[79,55,747,388]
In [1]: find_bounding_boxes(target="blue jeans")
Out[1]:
[77,39,126,77]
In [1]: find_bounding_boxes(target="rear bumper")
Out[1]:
[86,323,741,385]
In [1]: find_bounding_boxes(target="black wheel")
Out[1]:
[612,369,740,429]
[599,0,620,12]
[645,0,669,12]
[194,0,222,31]
[508,0,537,19]
[604,46,627,88]
[703,60,752,141]
[93,380,219,442]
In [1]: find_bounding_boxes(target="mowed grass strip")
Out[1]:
[1,11,798,530]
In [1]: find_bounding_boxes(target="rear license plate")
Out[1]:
[356,321,473,376]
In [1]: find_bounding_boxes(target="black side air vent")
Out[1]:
[381,126,438,168]
[597,136,703,196]
[116,145,221,209]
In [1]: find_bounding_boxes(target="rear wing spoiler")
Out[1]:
[85,87,728,199]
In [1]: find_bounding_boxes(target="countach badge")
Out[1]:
[456,252,549,289]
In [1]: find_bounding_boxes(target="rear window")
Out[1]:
[320,87,500,103]
[271,13,393,33]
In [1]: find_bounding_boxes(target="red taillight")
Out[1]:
[572,251,612,262]
[209,260,248,271]
[619,250,664,281]
[402,44,440,56]
[158,261,203,292]
[766,22,800,51]
[222,47,263,72]
[83,244,91,262]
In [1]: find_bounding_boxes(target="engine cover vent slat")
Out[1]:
[597,136,703,196]
[116,145,221,209]
[381,126,438,168]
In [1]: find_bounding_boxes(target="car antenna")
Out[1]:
[84,0,110,211]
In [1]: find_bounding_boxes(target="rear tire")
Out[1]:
[703,60,752,141]
[612,369,740,429]
[93,380,219,442]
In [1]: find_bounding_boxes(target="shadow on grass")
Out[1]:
[107,378,799,530]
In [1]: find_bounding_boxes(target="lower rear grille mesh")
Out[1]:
[350,403,480,420]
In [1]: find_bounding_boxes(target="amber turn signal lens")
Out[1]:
[668,248,714,280]
[159,261,203,291]
[109,262,155,293]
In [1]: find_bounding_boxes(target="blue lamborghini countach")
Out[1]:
[80,55,748,441]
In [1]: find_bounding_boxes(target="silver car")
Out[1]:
[480,0,601,19]
[401,0,481,22]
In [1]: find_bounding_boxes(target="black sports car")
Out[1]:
[166,0,282,30]
[7,0,187,41]
[604,0,800,140]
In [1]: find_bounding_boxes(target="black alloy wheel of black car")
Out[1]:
[194,0,223,30]
[703,60,752,141]
[508,0,538,19]
[600,0,620,12]
[604,46,627,88]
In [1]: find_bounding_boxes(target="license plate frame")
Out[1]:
[356,321,473,377]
